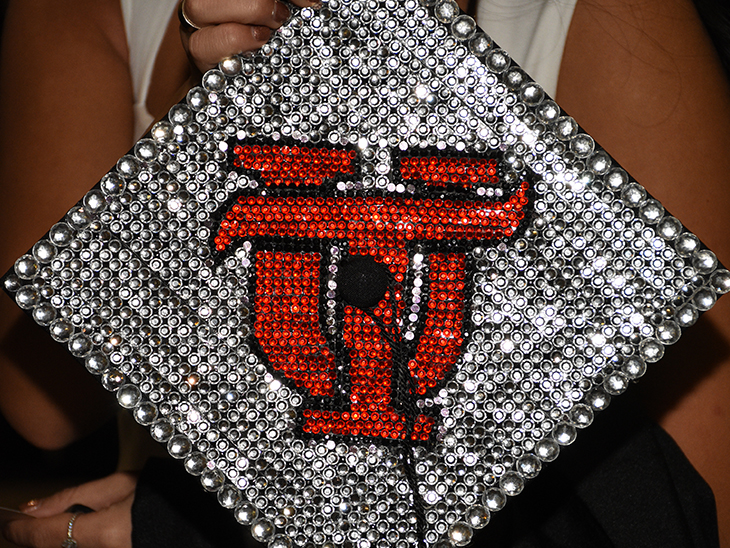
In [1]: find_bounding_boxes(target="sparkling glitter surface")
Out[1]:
[3,1,728,546]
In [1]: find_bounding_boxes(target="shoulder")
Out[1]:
[557,0,730,542]
[3,0,128,62]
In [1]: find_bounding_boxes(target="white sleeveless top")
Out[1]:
[475,0,578,97]
[117,0,577,136]
[120,0,179,139]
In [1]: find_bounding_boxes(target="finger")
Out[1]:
[184,0,290,30]
[2,512,74,548]
[289,0,322,8]
[19,472,137,518]
[184,22,272,72]
[77,496,134,548]
[4,496,134,548]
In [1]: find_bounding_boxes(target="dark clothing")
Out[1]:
[473,399,719,547]
[132,398,719,547]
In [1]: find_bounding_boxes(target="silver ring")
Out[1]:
[61,513,80,548]
[179,0,202,32]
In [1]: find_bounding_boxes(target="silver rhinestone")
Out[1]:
[14,255,39,279]
[503,68,526,90]
[32,241,57,263]
[639,199,664,224]
[465,505,490,529]
[66,206,92,229]
[433,0,459,23]
[468,33,492,56]
[151,121,174,143]
[656,217,682,240]
[251,519,275,542]
[134,139,158,161]
[604,371,629,395]
[692,249,718,274]
[587,151,611,174]
[187,87,210,111]
[217,485,241,508]
[32,303,56,325]
[448,522,473,546]
[676,304,699,327]
[711,269,730,294]
[83,190,106,214]
[49,319,73,342]
[134,402,158,425]
[553,423,577,446]
[516,455,541,478]
[15,286,39,309]
[554,116,578,141]
[3,275,21,293]
[693,288,716,311]
[622,356,647,379]
[203,69,227,92]
[150,420,175,442]
[604,168,628,191]
[167,434,193,458]
[585,390,611,411]
[68,334,93,357]
[535,100,560,123]
[99,173,125,196]
[268,534,292,548]
[656,321,681,345]
[639,338,665,362]
[535,438,560,461]
[169,104,192,125]
[184,452,208,475]
[486,49,510,73]
[568,404,594,428]
[675,233,700,257]
[483,488,506,511]
[570,133,595,158]
[220,57,243,75]
[101,368,125,391]
[499,472,524,496]
[235,502,259,525]
[116,155,141,178]
[450,15,476,40]
[201,468,225,491]
[620,182,647,208]
[519,82,544,106]
[85,352,108,374]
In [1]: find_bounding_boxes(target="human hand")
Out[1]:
[180,0,321,72]
[1,472,137,548]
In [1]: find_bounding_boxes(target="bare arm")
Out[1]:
[0,0,310,452]
[557,0,730,543]
[0,0,135,449]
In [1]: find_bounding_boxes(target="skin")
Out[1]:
[0,0,309,545]
[0,473,137,548]
[0,0,133,451]
[557,0,730,544]
[1,0,728,545]
[0,0,308,447]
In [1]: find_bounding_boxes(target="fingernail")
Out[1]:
[251,25,272,42]
[273,0,290,23]
[20,499,40,513]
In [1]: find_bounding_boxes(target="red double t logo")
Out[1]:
[215,143,529,443]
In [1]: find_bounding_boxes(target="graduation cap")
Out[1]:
[3,0,729,546]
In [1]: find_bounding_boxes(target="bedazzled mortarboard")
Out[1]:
[4,1,729,546]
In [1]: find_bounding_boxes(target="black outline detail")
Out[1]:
[214,140,535,448]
